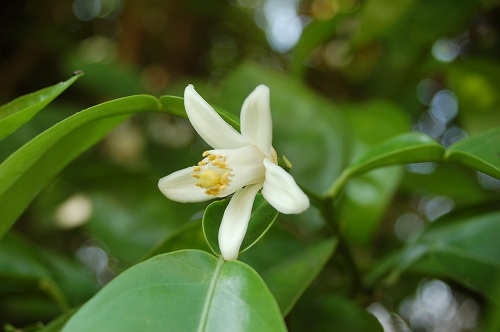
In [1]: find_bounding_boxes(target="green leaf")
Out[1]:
[289,294,383,332]
[0,72,83,141]
[62,250,286,332]
[143,220,210,260]
[0,95,162,240]
[393,211,500,302]
[0,232,96,309]
[261,238,337,315]
[446,128,500,179]
[37,309,78,332]
[203,194,279,256]
[328,132,445,198]
[339,166,403,245]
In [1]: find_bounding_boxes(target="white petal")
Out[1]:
[262,158,310,214]
[209,145,266,197]
[218,184,262,261]
[240,85,273,155]
[184,85,247,149]
[158,167,210,203]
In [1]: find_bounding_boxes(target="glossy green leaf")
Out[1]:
[446,128,500,179]
[0,72,83,141]
[328,132,445,198]
[261,238,337,315]
[393,211,500,302]
[203,194,278,256]
[62,250,286,332]
[0,95,162,240]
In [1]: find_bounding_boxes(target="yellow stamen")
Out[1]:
[192,152,232,196]
[198,169,221,188]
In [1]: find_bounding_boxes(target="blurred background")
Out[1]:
[1,0,499,330]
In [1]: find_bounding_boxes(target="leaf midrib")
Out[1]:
[198,256,225,332]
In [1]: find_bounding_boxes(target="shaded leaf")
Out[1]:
[291,15,344,78]
[143,219,210,260]
[261,238,337,315]
[62,250,286,332]
[0,72,83,141]
[289,294,383,332]
[393,211,500,302]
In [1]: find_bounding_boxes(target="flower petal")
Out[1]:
[240,85,273,155]
[208,145,266,197]
[262,158,310,214]
[218,184,262,261]
[158,167,211,202]
[185,85,247,149]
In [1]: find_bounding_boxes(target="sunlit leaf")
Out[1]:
[0,95,162,240]
[261,238,337,315]
[0,72,83,141]
[203,194,278,256]
[62,250,286,332]
[446,128,500,179]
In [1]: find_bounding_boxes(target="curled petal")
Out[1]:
[184,85,247,149]
[262,158,310,214]
[240,85,273,155]
[218,184,262,261]
[158,167,211,203]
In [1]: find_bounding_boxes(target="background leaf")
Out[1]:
[0,232,95,323]
[62,250,286,332]
[260,238,337,315]
[392,211,500,302]
[0,72,82,141]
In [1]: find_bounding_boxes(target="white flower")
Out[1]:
[158,84,309,260]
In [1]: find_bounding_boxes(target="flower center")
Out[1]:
[192,151,232,196]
